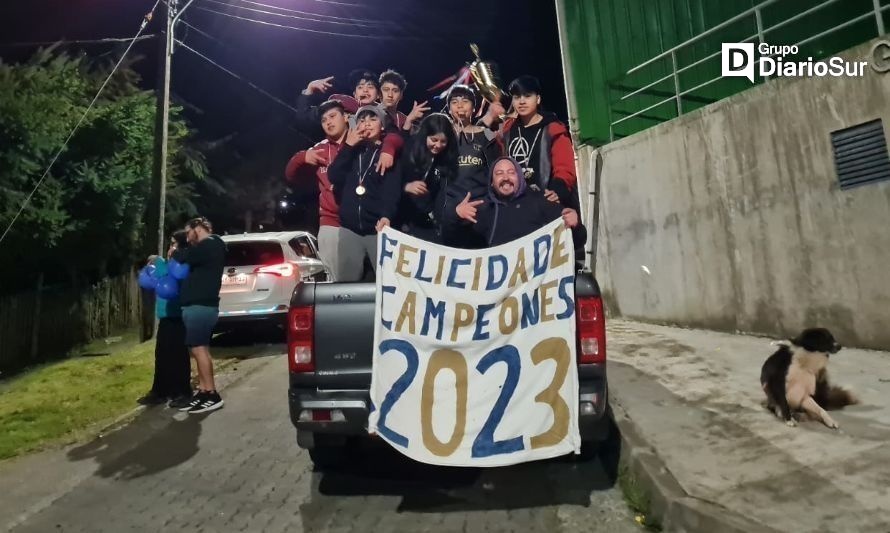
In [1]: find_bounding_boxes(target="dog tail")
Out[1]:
[822,386,859,410]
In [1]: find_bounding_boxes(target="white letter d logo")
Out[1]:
[722,43,755,83]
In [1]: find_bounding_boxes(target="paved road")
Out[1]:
[8,352,638,533]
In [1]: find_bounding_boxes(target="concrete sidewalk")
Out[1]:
[606,319,890,533]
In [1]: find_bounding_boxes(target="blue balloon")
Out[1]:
[168,259,190,280]
[156,275,180,300]
[138,267,158,290]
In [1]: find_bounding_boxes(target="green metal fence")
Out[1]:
[559,0,889,146]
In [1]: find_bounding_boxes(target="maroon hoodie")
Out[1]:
[285,138,344,228]
[285,133,405,228]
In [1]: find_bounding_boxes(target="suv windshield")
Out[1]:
[225,241,284,266]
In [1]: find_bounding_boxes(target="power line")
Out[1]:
[0,35,156,48]
[295,0,366,8]
[195,6,421,40]
[180,18,288,81]
[203,0,382,28]
[179,19,226,47]
[0,1,162,247]
[226,0,394,27]
[175,39,298,113]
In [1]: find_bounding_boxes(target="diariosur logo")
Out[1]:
[721,42,868,83]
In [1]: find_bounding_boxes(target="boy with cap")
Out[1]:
[327,105,403,281]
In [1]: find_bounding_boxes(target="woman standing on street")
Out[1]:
[138,230,192,407]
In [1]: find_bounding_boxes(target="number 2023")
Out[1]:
[375,337,571,459]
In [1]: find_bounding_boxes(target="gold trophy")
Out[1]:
[468,43,509,119]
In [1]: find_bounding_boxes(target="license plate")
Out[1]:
[222,274,248,286]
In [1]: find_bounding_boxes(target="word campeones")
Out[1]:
[378,225,575,342]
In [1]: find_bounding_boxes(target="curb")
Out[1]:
[609,396,781,533]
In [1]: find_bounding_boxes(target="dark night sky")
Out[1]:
[0,0,568,230]
[1,0,567,129]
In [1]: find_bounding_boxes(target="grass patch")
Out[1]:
[0,332,155,461]
[0,328,264,462]
[618,463,662,531]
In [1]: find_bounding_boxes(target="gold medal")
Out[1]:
[355,185,366,196]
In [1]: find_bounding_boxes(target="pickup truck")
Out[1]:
[286,270,609,469]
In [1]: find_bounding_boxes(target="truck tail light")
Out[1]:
[255,262,295,277]
[288,305,314,373]
[576,296,606,364]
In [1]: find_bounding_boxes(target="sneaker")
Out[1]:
[178,391,206,412]
[188,391,224,414]
[168,394,194,410]
[137,392,168,406]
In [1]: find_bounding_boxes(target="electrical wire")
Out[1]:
[0,1,162,247]
[225,0,394,28]
[0,35,156,48]
[179,19,226,47]
[195,5,421,40]
[294,0,366,8]
[175,39,298,113]
[203,0,383,28]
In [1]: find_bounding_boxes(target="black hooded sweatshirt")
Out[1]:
[328,138,402,236]
[172,235,226,307]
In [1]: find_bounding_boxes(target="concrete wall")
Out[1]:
[588,38,890,349]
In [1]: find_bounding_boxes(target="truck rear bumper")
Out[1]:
[289,377,609,449]
[289,388,371,439]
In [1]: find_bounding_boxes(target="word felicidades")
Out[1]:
[379,223,573,290]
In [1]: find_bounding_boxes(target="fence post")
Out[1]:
[30,272,44,360]
[105,279,112,336]
[755,8,769,81]
[671,51,683,116]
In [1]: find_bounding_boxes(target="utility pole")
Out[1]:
[142,0,177,342]
[147,0,177,258]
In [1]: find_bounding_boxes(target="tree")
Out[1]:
[0,46,207,290]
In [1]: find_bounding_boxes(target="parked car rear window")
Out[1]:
[225,241,284,266]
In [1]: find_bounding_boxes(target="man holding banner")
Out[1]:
[453,156,585,248]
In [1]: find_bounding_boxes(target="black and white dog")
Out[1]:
[760,328,857,429]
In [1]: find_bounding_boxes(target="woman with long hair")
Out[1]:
[399,113,459,243]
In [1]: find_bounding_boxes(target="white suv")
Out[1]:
[217,231,332,326]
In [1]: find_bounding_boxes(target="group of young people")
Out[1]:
[286,68,587,282]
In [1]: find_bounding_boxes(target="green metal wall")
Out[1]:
[560,0,889,146]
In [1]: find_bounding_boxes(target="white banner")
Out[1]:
[368,219,580,467]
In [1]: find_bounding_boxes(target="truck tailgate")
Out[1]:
[295,282,376,390]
